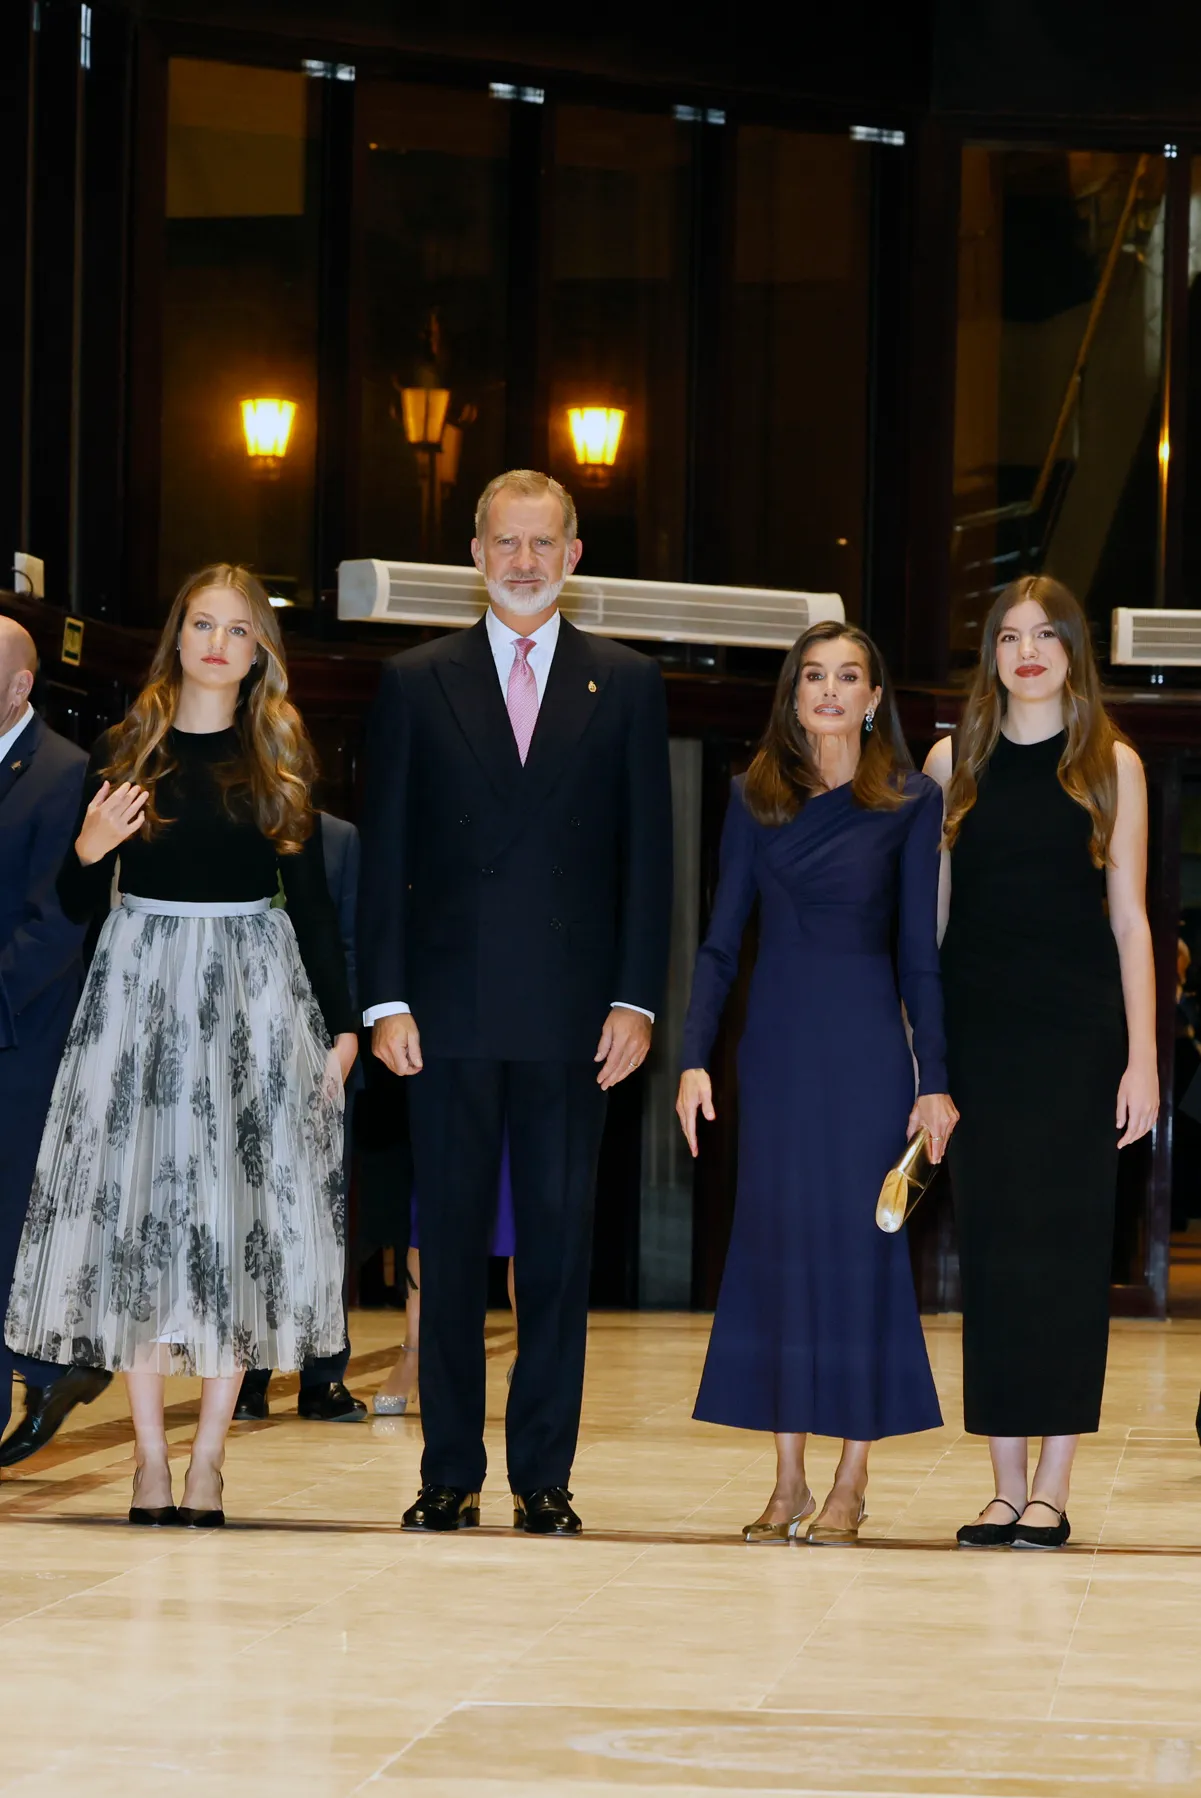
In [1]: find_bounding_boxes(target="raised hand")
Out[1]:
[75,780,149,865]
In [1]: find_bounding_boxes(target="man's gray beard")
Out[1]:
[484,573,566,616]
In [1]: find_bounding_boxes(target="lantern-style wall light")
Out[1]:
[400,386,451,449]
[242,398,297,478]
[567,405,626,484]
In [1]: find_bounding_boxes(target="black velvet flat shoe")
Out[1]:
[1011,1500,1070,1550]
[129,1505,178,1526]
[956,1497,1022,1549]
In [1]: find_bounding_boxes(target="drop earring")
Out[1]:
[864,709,875,734]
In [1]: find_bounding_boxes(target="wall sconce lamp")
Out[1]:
[400,386,451,450]
[567,406,626,485]
[242,398,297,478]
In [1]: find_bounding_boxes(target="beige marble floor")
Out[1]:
[2,1311,1201,1796]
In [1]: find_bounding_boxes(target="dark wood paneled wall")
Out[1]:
[6,588,1193,1316]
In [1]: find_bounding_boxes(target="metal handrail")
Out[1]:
[953,152,1151,535]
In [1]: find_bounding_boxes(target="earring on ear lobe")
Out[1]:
[864,709,875,734]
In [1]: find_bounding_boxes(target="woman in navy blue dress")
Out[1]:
[677,622,957,1543]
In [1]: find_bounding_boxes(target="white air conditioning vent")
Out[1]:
[338,559,843,649]
[1111,607,1201,666]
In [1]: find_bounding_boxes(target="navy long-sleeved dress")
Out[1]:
[682,773,946,1441]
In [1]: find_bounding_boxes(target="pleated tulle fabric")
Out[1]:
[4,900,345,1377]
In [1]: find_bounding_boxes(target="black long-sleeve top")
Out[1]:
[57,726,355,1039]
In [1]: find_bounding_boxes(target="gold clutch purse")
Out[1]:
[875,1129,938,1234]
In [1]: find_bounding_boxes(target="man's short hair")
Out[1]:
[474,469,578,543]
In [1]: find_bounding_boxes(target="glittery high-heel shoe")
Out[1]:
[742,1489,816,1544]
[373,1345,418,1415]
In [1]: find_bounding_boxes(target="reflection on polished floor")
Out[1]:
[2,1311,1201,1796]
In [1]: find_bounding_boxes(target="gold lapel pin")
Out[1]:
[588,680,597,694]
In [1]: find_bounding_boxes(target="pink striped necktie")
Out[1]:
[505,637,539,764]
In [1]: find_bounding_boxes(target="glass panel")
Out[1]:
[951,147,1165,665]
[547,106,693,580]
[358,84,509,564]
[161,59,321,610]
[729,128,872,613]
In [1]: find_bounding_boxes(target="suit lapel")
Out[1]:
[519,618,609,810]
[434,616,524,804]
[0,713,42,810]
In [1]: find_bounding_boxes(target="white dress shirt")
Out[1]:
[0,702,34,767]
[364,607,653,1027]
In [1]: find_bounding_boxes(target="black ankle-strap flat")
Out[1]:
[956,1496,1023,1550]
[1011,1499,1070,1551]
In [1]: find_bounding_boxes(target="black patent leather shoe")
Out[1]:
[956,1497,1022,1549]
[129,1505,178,1526]
[297,1381,367,1423]
[1012,1500,1070,1550]
[0,1367,113,1467]
[232,1385,269,1422]
[513,1486,582,1535]
[402,1485,481,1531]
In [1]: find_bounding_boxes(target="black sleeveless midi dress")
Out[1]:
[942,731,1126,1437]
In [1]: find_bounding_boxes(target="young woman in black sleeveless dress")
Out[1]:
[926,576,1157,1550]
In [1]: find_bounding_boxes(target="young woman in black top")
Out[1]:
[4,565,357,1525]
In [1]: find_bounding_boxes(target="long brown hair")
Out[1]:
[743,621,914,825]
[944,574,1128,869]
[102,564,316,853]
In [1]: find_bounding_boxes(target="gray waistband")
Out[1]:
[121,895,273,918]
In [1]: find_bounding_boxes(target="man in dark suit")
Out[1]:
[234,810,367,1422]
[359,468,673,1534]
[0,617,112,1464]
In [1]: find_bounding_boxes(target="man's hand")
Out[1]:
[594,1007,652,1091]
[372,1012,424,1077]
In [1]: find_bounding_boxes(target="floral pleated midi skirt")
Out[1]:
[4,896,345,1378]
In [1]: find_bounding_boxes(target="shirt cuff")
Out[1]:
[363,1001,411,1025]
[612,1001,655,1022]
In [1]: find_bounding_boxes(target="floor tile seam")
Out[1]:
[870,1432,965,1538]
[1043,1563,1096,1724]
[0,1534,186,1634]
[1093,1429,1131,1551]
[672,1441,781,1526]
[343,1698,462,1796]
[750,1553,869,1706]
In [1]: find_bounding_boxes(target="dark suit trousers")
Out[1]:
[409,1058,608,1493]
[0,1039,71,1436]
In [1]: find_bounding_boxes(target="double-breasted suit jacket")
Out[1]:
[357,609,673,1495]
[358,613,673,1055]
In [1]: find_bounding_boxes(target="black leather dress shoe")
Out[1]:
[232,1387,269,1422]
[297,1381,367,1422]
[401,1486,481,1531]
[0,1367,113,1468]
[513,1486,582,1535]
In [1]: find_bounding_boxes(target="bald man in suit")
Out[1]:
[0,617,112,1466]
